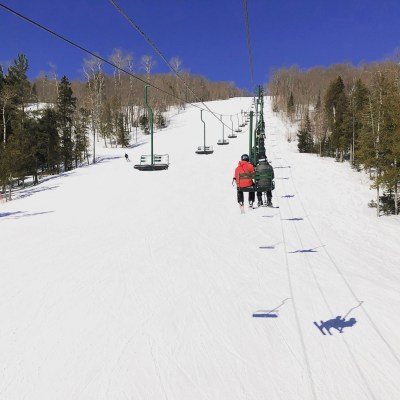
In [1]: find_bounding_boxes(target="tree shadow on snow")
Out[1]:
[126,141,147,149]
[0,210,54,219]
[94,155,122,163]
[18,185,59,199]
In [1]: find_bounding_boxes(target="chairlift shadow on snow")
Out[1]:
[259,241,281,250]
[313,316,357,335]
[253,298,291,318]
[289,248,318,254]
[289,244,326,253]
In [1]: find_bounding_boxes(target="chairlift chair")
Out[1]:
[134,85,169,171]
[196,110,214,154]
[134,154,169,171]
[236,171,275,192]
[218,114,229,145]
[228,116,237,138]
[196,145,214,155]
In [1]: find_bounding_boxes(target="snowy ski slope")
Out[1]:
[0,97,399,399]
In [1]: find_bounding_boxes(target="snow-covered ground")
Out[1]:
[1,97,399,399]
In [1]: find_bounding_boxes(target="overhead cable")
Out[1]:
[108,0,241,126]
[242,0,256,95]
[0,2,205,111]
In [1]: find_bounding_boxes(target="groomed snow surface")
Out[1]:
[1,97,400,399]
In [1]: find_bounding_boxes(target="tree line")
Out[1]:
[267,62,400,215]
[0,51,246,200]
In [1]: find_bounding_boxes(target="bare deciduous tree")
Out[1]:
[83,56,105,161]
[140,55,156,82]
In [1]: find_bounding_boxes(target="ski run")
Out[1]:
[1,97,400,399]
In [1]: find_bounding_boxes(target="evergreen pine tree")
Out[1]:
[37,108,60,174]
[6,54,31,110]
[350,79,369,166]
[56,76,76,171]
[287,91,295,119]
[297,113,314,153]
[324,76,351,155]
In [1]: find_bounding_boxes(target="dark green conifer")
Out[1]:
[297,113,314,153]
[324,76,351,154]
[56,76,76,171]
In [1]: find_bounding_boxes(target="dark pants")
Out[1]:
[257,191,272,202]
[237,190,255,204]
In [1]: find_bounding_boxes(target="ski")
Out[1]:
[313,321,326,335]
[239,204,245,214]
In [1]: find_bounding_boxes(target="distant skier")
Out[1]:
[124,153,130,162]
[255,154,274,207]
[233,154,255,207]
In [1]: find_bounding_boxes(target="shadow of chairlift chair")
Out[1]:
[195,109,214,155]
[217,114,229,145]
[134,85,169,171]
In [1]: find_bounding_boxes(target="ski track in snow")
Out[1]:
[0,97,400,399]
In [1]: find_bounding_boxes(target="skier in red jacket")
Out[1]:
[233,154,255,207]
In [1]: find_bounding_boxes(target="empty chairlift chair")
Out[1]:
[134,154,169,171]
[195,110,214,155]
[217,114,229,145]
[133,85,169,171]
[228,115,237,138]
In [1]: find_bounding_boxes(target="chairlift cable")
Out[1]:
[0,2,247,131]
[0,3,206,112]
[108,0,240,130]
[242,0,256,97]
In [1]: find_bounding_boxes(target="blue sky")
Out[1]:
[1,0,400,92]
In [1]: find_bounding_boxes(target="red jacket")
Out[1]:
[234,161,255,188]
